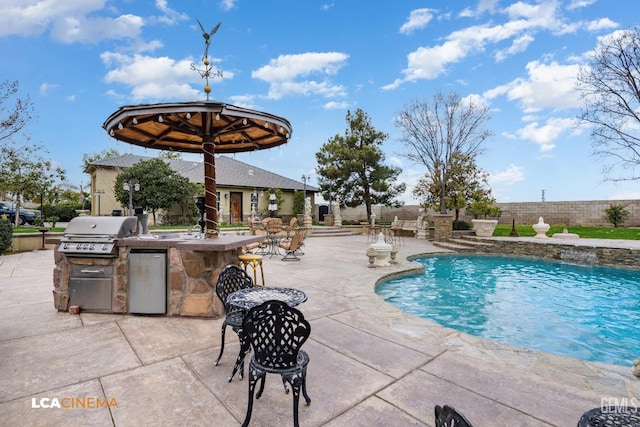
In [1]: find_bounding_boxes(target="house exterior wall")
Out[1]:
[89,168,304,223]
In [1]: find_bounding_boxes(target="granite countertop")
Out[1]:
[119,234,263,251]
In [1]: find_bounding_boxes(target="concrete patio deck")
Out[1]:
[1,234,638,426]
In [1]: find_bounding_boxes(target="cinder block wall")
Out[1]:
[338,199,640,227]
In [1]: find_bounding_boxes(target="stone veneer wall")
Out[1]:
[467,237,640,269]
[53,245,240,318]
[168,246,239,317]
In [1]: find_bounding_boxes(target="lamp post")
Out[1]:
[94,189,104,216]
[123,181,139,216]
[439,163,447,214]
[248,169,258,220]
[301,174,310,214]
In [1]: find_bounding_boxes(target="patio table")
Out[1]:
[227,286,307,311]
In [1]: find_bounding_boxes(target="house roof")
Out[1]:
[87,154,319,192]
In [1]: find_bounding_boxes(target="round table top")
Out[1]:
[227,287,307,310]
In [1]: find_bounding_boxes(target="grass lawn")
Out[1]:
[10,222,640,241]
[493,224,640,240]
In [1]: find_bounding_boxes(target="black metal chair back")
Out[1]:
[241,300,311,427]
[213,264,254,380]
[215,264,254,314]
[435,405,474,427]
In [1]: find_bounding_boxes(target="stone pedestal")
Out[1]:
[432,213,454,241]
[334,210,342,227]
[303,215,312,228]
[324,214,334,226]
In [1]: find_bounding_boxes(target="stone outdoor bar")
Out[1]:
[52,234,262,317]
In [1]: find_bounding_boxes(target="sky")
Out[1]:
[1,0,640,204]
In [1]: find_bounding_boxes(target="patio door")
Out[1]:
[230,192,243,224]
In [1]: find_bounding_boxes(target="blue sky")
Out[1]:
[1,0,639,203]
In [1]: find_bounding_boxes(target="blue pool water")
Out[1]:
[376,254,640,366]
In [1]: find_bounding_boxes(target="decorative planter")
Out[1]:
[471,219,498,237]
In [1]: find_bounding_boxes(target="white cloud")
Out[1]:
[323,101,349,110]
[386,0,565,88]
[101,52,225,102]
[515,117,576,149]
[495,33,534,62]
[488,164,525,185]
[586,18,618,32]
[491,60,582,113]
[399,9,436,34]
[219,0,237,12]
[0,1,148,43]
[39,83,58,95]
[228,94,258,109]
[252,52,349,100]
[567,0,597,10]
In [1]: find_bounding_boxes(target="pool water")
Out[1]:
[376,254,640,366]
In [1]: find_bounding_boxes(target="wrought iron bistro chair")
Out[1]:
[435,405,474,427]
[241,300,311,427]
[214,265,254,381]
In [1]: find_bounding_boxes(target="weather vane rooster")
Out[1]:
[191,18,223,100]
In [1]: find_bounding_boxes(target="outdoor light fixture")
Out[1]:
[186,113,191,119]
[123,181,140,215]
[118,122,123,129]
[215,113,220,120]
[243,118,247,125]
[132,117,138,124]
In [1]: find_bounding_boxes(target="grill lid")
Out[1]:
[63,216,139,239]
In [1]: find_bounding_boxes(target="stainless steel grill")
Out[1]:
[59,216,139,257]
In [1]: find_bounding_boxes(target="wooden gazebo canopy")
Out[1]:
[103,101,292,236]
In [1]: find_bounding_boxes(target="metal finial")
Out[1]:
[191,19,223,101]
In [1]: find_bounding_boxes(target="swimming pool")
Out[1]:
[376,254,640,366]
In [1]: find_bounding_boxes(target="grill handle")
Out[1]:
[80,268,105,274]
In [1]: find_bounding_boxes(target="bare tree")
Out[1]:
[0,80,33,144]
[577,27,640,181]
[394,91,492,212]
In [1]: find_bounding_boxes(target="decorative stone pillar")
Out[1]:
[432,213,454,241]
[333,209,342,227]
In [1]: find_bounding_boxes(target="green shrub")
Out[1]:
[0,218,13,253]
[43,203,83,222]
[452,220,472,230]
[46,216,59,228]
[605,204,629,227]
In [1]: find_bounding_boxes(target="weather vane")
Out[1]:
[190,18,223,101]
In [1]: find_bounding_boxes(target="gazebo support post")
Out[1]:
[203,137,218,237]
